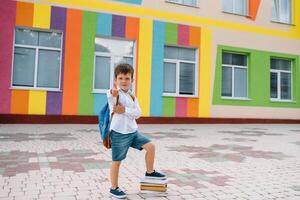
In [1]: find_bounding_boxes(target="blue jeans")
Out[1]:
[110,130,151,161]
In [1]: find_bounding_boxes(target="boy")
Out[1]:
[107,63,165,198]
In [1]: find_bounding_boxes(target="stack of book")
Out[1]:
[140,176,168,194]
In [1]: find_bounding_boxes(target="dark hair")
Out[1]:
[114,63,134,79]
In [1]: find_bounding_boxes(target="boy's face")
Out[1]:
[114,73,133,92]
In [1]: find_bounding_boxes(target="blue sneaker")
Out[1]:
[145,170,166,180]
[110,187,126,199]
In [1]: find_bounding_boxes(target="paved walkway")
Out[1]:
[0,124,300,200]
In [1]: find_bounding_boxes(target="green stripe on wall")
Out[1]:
[213,45,300,108]
[78,11,97,115]
[165,23,177,45]
[163,97,175,116]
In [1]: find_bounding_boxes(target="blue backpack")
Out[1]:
[98,102,111,141]
[98,95,119,149]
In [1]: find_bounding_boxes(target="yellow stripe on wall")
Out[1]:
[39,0,300,39]
[28,91,47,114]
[137,18,152,116]
[198,28,212,118]
[291,0,300,38]
[33,3,51,28]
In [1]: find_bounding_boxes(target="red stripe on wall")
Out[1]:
[62,9,82,115]
[125,17,139,96]
[178,24,189,46]
[0,0,16,113]
[176,98,187,117]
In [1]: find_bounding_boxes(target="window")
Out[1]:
[221,52,248,98]
[166,0,198,7]
[270,58,292,101]
[163,46,198,97]
[93,37,135,92]
[271,0,291,24]
[222,0,248,16]
[12,28,62,90]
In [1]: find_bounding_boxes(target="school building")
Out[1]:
[0,0,300,123]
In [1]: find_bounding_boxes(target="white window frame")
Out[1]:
[222,0,248,16]
[270,58,293,102]
[221,52,249,100]
[93,38,136,94]
[166,0,198,7]
[271,0,292,24]
[11,27,63,91]
[163,48,199,98]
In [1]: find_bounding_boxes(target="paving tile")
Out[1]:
[0,124,299,199]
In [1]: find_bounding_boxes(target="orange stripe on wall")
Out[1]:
[187,98,199,117]
[15,2,33,26]
[189,26,201,47]
[125,17,139,95]
[10,90,29,114]
[189,26,201,117]
[248,0,261,21]
[62,9,82,115]
[125,17,139,39]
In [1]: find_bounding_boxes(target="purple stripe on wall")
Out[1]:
[47,6,67,115]
[0,1,16,113]
[112,15,125,37]
[46,92,62,114]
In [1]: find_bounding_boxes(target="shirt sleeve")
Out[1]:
[124,96,142,120]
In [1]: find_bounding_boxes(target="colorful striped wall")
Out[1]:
[1,2,140,116]
[0,1,299,120]
[150,22,202,117]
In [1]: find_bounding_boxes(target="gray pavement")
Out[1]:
[0,124,300,200]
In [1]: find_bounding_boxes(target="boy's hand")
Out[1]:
[111,83,118,97]
[113,105,125,114]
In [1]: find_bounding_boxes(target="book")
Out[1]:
[140,190,168,195]
[140,182,168,187]
[141,185,167,192]
[140,178,168,185]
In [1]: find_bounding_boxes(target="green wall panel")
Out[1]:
[163,97,175,117]
[165,23,177,45]
[213,45,300,108]
[78,12,97,115]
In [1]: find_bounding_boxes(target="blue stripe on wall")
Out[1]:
[97,13,112,36]
[94,94,108,115]
[94,13,112,115]
[112,0,142,5]
[150,21,165,116]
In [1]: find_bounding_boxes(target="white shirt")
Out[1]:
[107,89,141,134]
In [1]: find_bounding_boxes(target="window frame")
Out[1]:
[271,0,292,24]
[270,58,293,102]
[221,52,249,100]
[163,46,199,98]
[222,0,249,16]
[10,27,63,91]
[165,0,199,8]
[93,37,136,94]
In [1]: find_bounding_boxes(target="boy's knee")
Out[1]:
[112,161,122,166]
[144,143,155,152]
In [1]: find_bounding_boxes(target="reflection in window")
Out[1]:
[12,28,62,90]
[94,38,135,92]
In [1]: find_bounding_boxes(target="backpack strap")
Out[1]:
[110,95,119,120]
